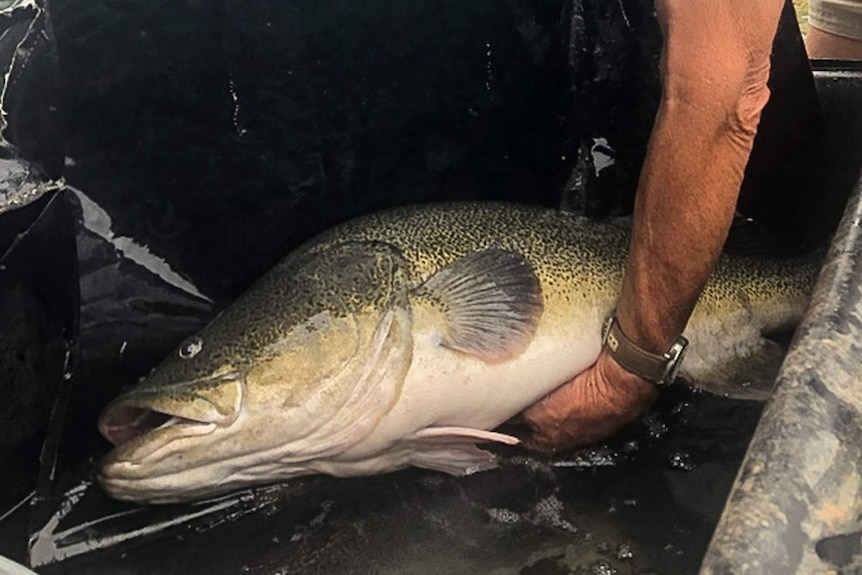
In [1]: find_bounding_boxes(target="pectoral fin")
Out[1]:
[414,249,543,363]
[410,445,499,476]
[407,426,519,476]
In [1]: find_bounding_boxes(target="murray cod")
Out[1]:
[97,202,820,503]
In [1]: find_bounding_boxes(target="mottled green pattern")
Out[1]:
[136,241,411,404]
[126,202,820,402]
[317,203,631,299]
[698,249,822,320]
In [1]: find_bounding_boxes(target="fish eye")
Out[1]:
[178,336,203,359]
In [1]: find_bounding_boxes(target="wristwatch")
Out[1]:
[601,314,689,387]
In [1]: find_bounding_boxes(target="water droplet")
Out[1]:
[616,543,634,560]
[552,446,619,468]
[590,559,618,575]
[486,508,520,524]
[530,495,578,533]
[484,40,493,91]
[667,451,698,472]
[642,414,668,439]
[62,348,73,380]
[622,439,640,454]
[670,400,695,423]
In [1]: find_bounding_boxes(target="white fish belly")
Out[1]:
[364,317,605,451]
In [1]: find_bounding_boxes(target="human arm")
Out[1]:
[523,0,785,451]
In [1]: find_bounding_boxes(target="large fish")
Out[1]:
[97,202,820,503]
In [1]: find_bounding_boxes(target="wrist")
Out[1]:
[596,351,660,411]
[601,312,689,387]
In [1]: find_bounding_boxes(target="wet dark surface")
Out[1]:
[1,376,765,575]
[0,191,78,529]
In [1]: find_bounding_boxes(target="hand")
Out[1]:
[521,351,659,453]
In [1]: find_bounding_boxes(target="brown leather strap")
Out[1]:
[603,316,688,386]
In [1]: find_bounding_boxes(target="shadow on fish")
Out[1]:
[96,202,820,504]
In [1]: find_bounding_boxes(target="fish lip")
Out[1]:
[97,371,245,451]
[99,419,219,469]
[95,471,222,504]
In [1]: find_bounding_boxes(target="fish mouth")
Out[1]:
[98,371,245,460]
[99,406,215,447]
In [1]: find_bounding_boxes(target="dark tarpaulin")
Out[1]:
[0,1,75,562]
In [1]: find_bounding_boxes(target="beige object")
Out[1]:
[809,0,862,41]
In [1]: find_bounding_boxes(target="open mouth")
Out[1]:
[98,371,246,450]
[97,403,224,465]
[99,406,211,447]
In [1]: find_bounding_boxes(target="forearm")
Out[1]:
[616,0,784,353]
[617,92,759,351]
[523,0,787,451]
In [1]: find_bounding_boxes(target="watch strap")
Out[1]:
[602,315,688,386]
